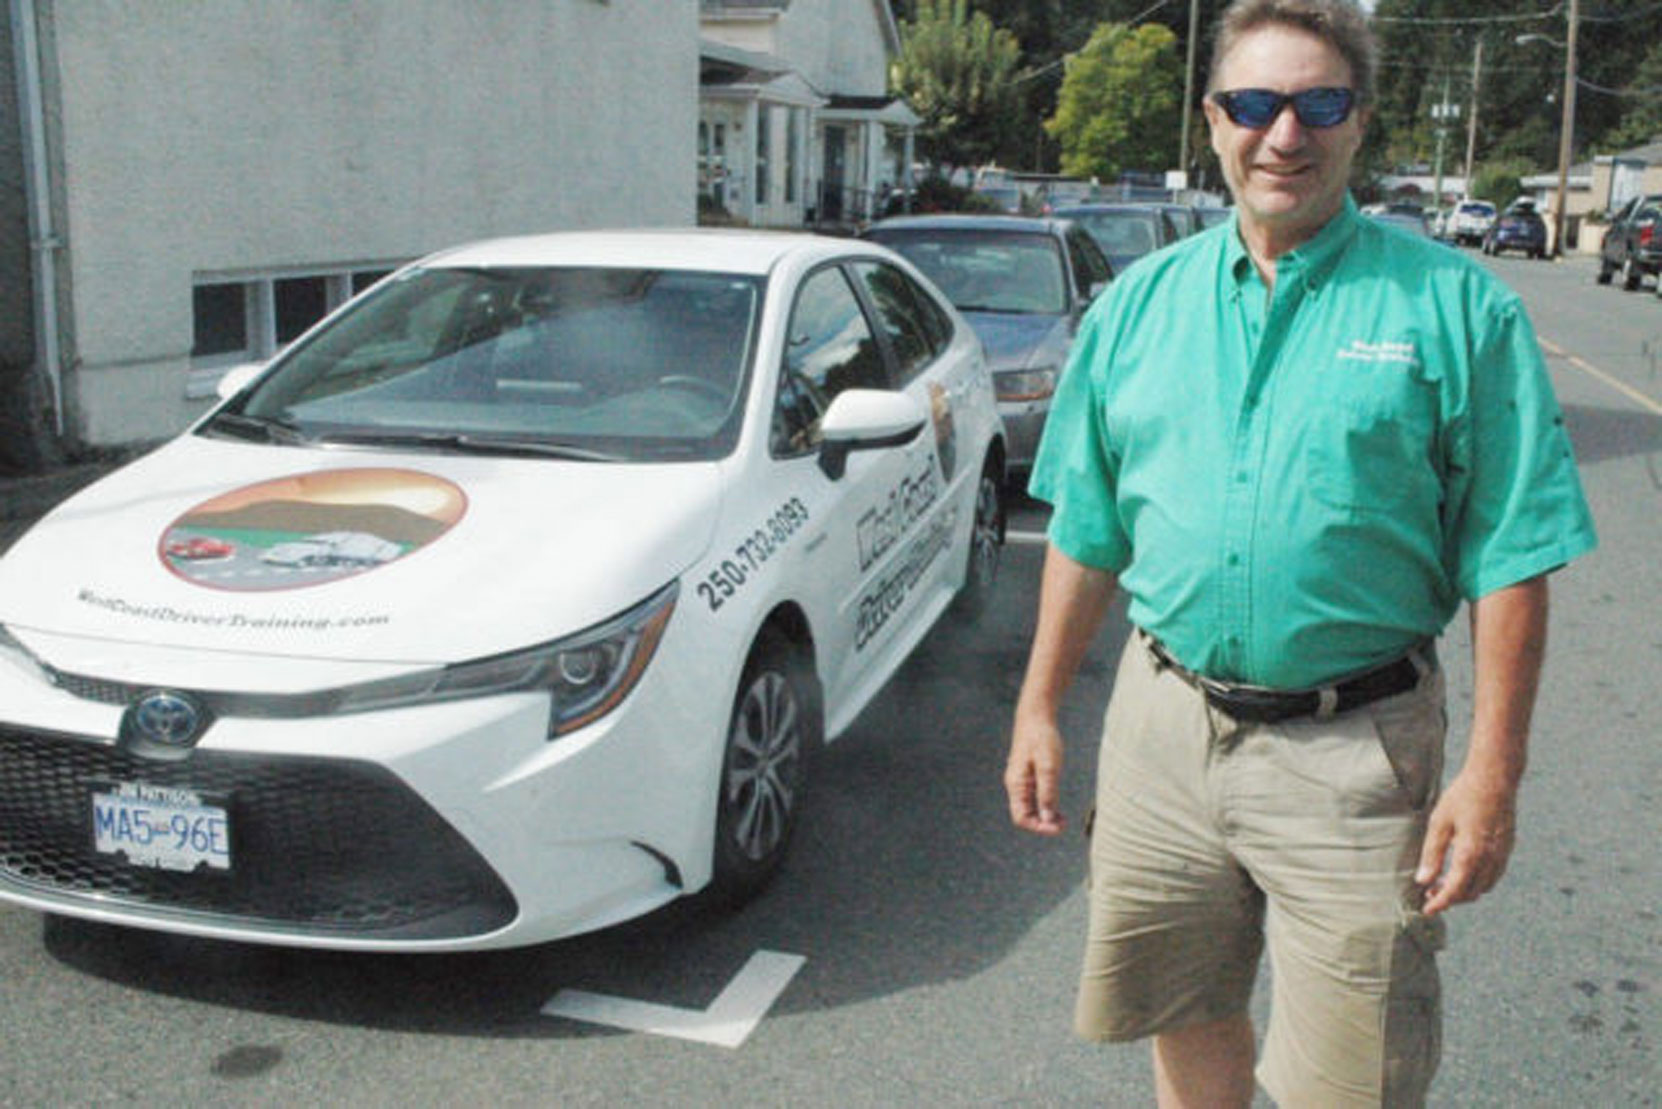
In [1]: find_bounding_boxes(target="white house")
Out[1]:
[698,0,918,228]
[2,0,696,466]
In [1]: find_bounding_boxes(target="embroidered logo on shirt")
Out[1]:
[1337,339,1420,367]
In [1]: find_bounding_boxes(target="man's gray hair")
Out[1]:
[1208,0,1377,105]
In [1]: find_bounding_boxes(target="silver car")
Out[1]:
[862,215,1112,474]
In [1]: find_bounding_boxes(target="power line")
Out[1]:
[1371,6,1562,26]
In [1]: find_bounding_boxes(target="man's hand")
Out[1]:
[1005,715,1067,835]
[1415,769,1518,916]
[1002,546,1117,839]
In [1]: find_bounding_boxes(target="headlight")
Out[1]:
[994,367,1058,402]
[0,624,52,683]
[273,581,678,738]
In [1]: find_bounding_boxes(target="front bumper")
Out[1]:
[997,399,1049,473]
[0,624,726,951]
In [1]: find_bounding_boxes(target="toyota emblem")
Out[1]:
[129,690,206,747]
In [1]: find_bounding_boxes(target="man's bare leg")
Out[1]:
[1153,1016,1255,1109]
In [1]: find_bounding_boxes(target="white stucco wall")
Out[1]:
[47,0,697,445]
[774,0,891,96]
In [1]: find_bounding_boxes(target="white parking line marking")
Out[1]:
[1540,336,1662,416]
[541,950,805,1049]
[1007,529,1048,546]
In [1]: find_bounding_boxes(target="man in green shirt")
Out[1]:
[1003,1,1596,1105]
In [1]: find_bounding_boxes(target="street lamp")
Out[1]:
[1517,0,1579,257]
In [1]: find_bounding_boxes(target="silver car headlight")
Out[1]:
[994,366,1058,402]
[0,624,52,683]
[329,581,678,737]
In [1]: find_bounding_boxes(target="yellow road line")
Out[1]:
[1539,336,1662,416]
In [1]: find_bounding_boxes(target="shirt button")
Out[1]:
[1226,553,1241,566]
[1235,470,1249,483]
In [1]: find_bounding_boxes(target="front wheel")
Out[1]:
[708,630,818,905]
[952,458,1005,621]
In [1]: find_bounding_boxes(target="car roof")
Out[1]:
[864,214,1073,236]
[420,228,863,276]
[1053,204,1161,217]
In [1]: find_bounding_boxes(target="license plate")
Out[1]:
[92,782,231,872]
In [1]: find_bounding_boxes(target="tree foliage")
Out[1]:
[890,0,1025,171]
[1372,0,1660,181]
[1045,23,1185,182]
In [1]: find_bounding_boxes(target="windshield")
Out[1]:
[1068,211,1159,259]
[869,230,1068,315]
[207,266,764,462]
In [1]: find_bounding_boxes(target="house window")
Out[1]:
[191,282,249,358]
[785,108,800,204]
[188,263,403,398]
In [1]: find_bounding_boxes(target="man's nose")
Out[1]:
[1264,102,1307,147]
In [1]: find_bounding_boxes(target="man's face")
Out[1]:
[1205,24,1369,244]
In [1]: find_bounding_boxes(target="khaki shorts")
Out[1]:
[1077,633,1448,1108]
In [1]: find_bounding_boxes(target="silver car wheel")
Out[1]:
[725,667,802,863]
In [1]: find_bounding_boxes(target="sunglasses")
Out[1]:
[1210,87,1356,129]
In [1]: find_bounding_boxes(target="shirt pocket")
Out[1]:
[1305,358,1439,515]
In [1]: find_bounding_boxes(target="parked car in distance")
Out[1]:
[862,215,1112,475]
[1193,206,1231,230]
[1483,204,1548,259]
[1053,202,1181,274]
[1367,209,1434,238]
[1154,202,1202,238]
[0,229,1008,951]
[1597,193,1662,291]
[1448,199,1497,246]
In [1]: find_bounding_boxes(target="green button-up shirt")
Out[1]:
[1031,196,1597,688]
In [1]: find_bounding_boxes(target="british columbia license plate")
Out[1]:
[92,782,231,872]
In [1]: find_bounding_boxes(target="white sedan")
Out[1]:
[0,230,1006,950]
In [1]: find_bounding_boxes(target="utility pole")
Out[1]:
[1552,0,1580,257]
[1462,37,1482,197]
[1431,75,1458,217]
[1177,0,1200,188]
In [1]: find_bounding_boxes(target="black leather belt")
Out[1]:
[1144,634,1429,723]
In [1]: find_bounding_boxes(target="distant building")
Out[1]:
[2,0,696,469]
[698,0,918,229]
[1523,135,1662,253]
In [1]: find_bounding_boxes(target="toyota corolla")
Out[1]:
[0,230,1005,951]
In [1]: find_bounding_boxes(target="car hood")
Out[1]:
[0,436,720,666]
[960,311,1073,371]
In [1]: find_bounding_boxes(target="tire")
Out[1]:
[1597,256,1614,284]
[951,456,1005,621]
[1622,256,1641,291]
[708,628,818,905]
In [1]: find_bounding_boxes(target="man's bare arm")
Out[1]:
[1416,575,1549,915]
[1004,544,1118,836]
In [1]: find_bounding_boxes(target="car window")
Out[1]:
[1066,228,1113,291]
[223,266,761,461]
[771,265,888,456]
[868,229,1068,315]
[851,260,952,386]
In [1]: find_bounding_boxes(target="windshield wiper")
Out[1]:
[313,429,622,462]
[202,411,311,445]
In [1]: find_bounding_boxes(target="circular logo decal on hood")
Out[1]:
[159,468,467,591]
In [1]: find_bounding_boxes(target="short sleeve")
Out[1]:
[1027,307,1132,572]
[1448,299,1597,599]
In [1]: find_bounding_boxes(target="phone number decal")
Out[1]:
[697,497,811,612]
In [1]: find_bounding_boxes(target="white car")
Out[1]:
[0,230,1006,951]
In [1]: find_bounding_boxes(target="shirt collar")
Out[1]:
[1226,194,1361,293]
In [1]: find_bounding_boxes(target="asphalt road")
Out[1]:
[0,249,1657,1107]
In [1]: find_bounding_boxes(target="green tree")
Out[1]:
[890,0,1025,173]
[1045,22,1184,182]
[1606,41,1662,150]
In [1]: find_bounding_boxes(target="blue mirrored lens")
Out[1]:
[1214,87,1354,129]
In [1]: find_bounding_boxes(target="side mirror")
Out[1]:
[214,361,267,401]
[817,388,927,480]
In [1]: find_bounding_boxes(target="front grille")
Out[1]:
[0,727,516,940]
